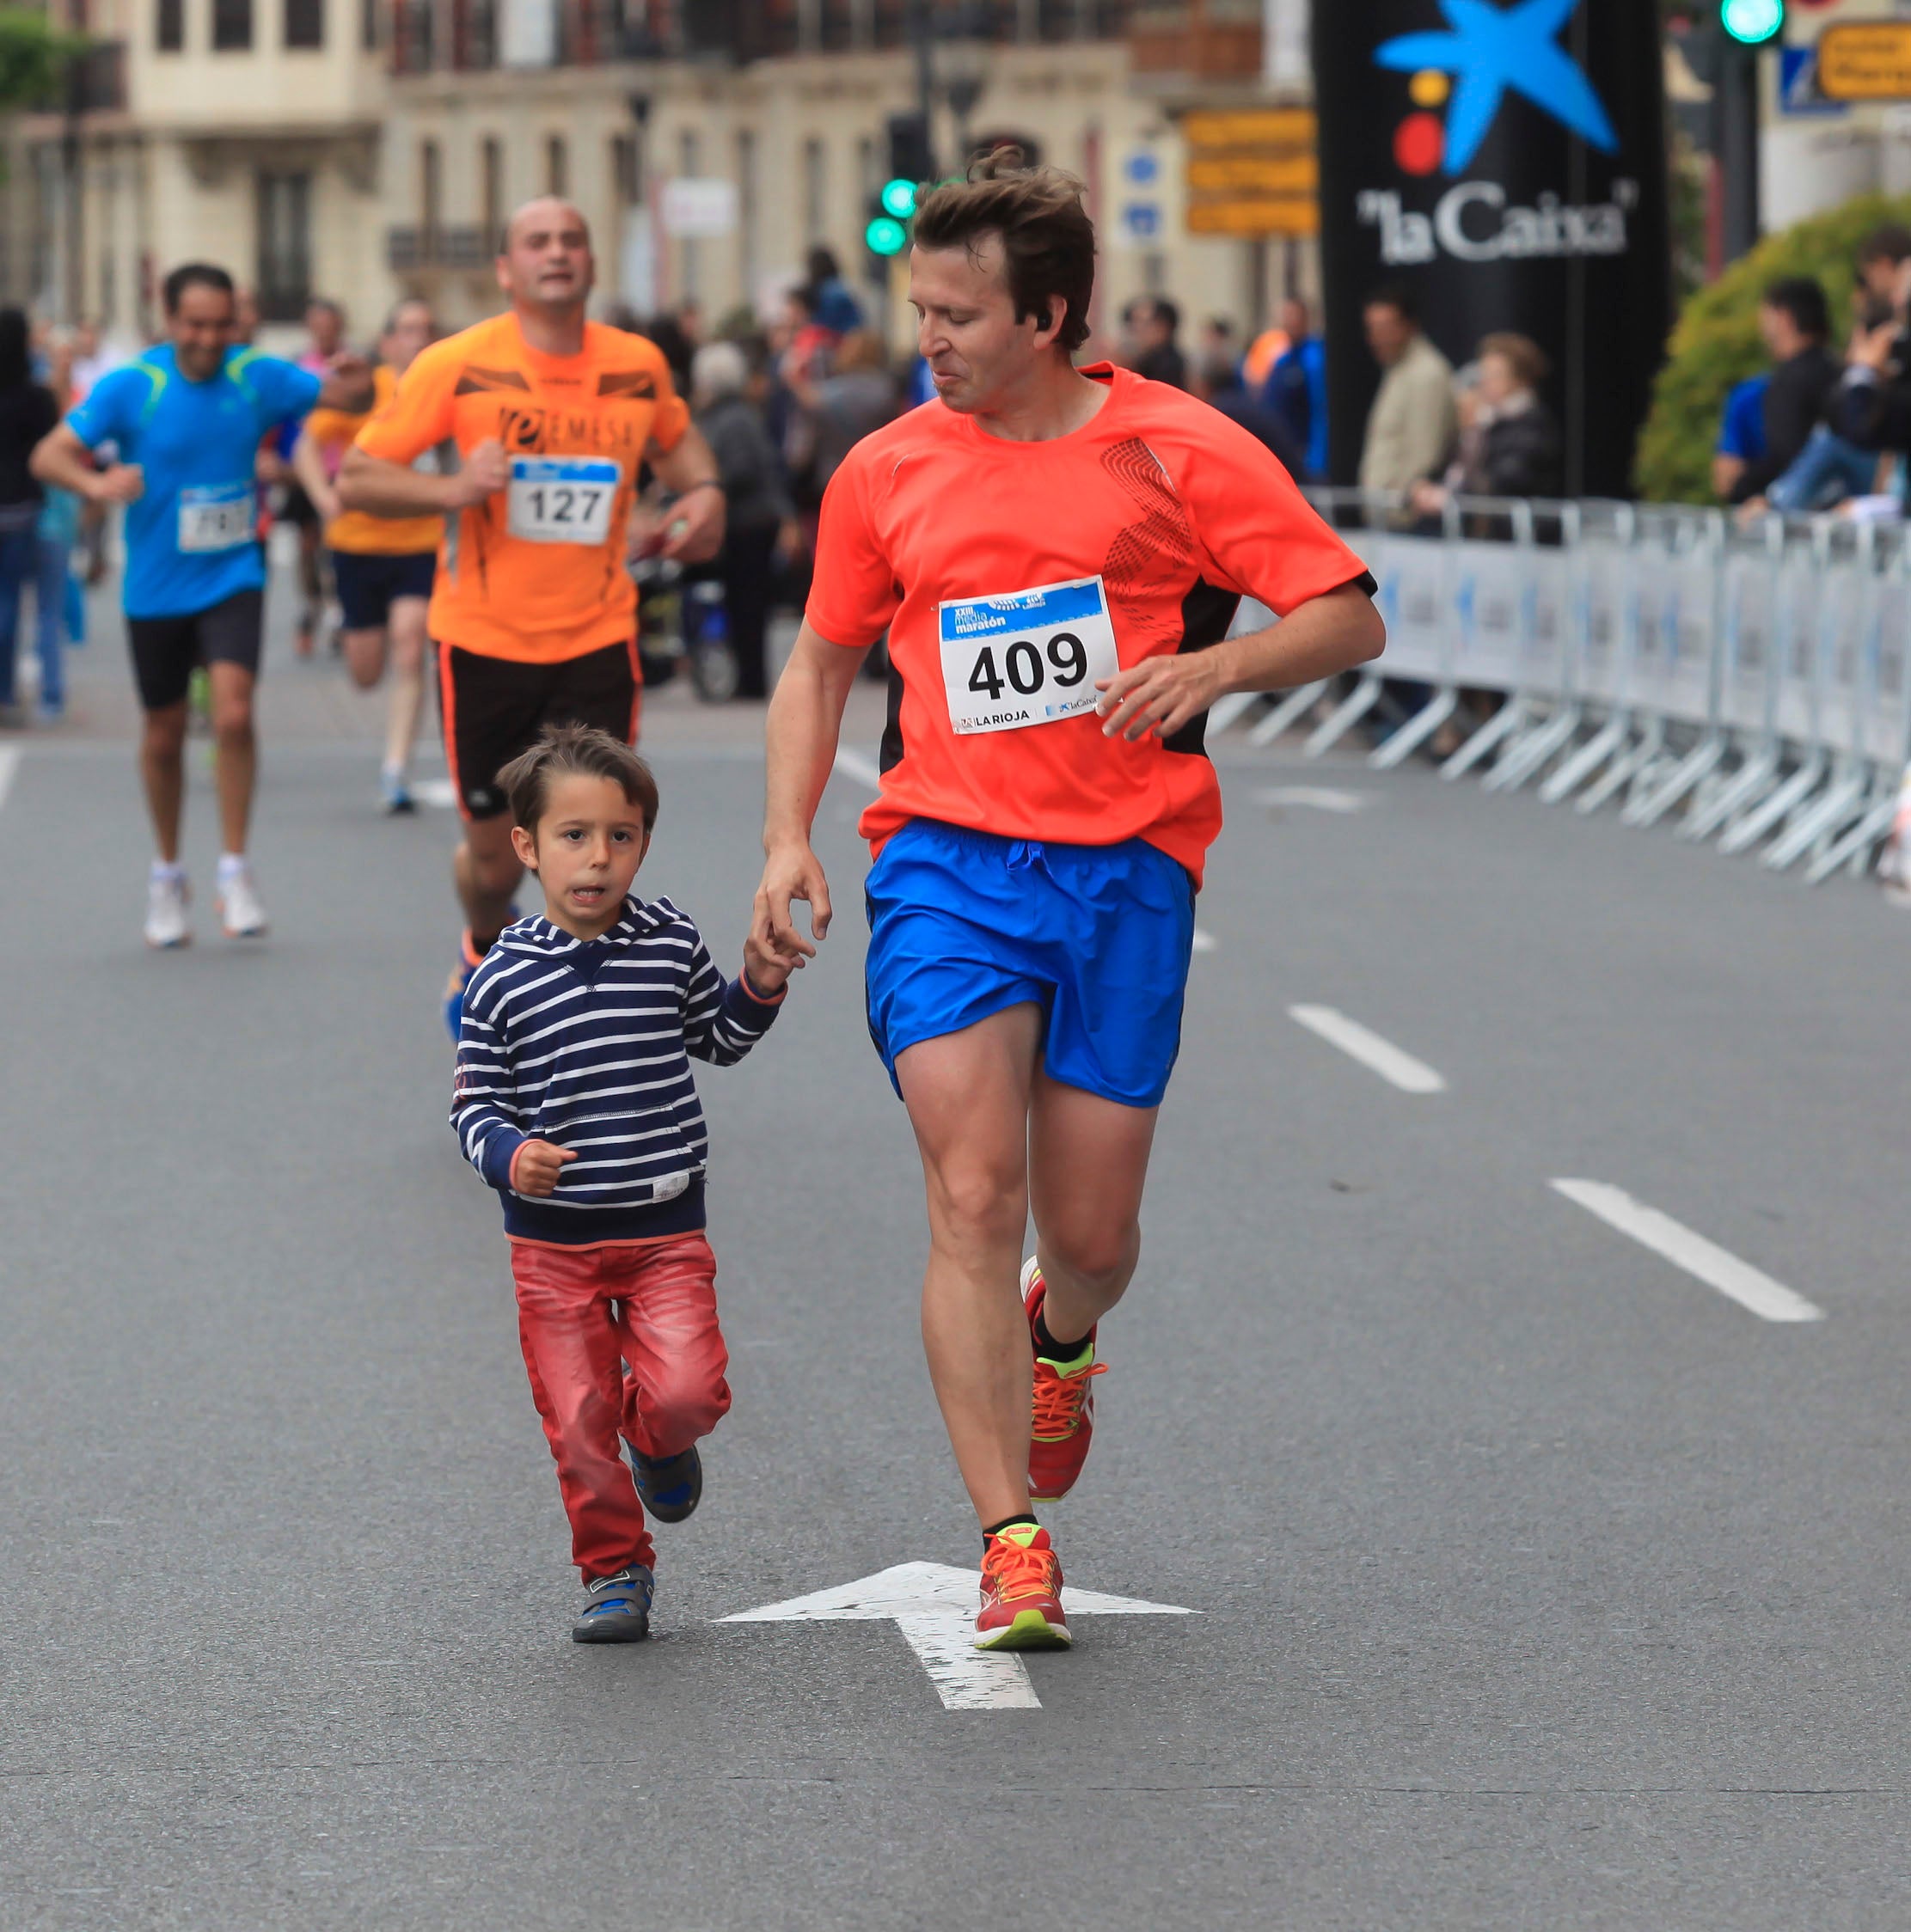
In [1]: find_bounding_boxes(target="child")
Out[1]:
[452,723,796,1643]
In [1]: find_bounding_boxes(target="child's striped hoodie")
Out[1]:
[452,895,782,1244]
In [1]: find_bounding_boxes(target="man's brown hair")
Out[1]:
[497,723,659,835]
[910,149,1097,354]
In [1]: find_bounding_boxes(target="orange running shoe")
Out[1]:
[975,1522,1070,1650]
[1024,1256,1107,1503]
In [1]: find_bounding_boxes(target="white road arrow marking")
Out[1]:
[413,777,458,810]
[720,1561,1194,1711]
[0,745,19,816]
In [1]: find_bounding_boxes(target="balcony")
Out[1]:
[387,223,503,269]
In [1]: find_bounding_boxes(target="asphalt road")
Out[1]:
[5,579,1911,1929]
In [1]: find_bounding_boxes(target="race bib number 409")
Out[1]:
[506,457,619,545]
[938,577,1120,736]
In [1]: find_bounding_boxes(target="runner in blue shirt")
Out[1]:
[33,261,369,948]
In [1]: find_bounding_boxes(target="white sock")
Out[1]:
[217,851,247,879]
[150,859,185,884]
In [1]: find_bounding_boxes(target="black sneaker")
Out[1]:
[631,1444,702,1524]
[572,1564,653,1644]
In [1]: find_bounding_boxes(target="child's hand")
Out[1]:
[743,932,796,997]
[510,1139,577,1197]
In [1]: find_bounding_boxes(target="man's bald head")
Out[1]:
[496,198,595,317]
[505,196,591,252]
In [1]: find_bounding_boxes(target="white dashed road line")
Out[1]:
[832,748,884,791]
[1287,1004,1447,1094]
[0,746,19,816]
[1550,1179,1826,1324]
[1257,786,1372,814]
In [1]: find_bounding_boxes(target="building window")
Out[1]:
[285,0,323,46]
[738,128,757,302]
[545,134,567,198]
[257,171,311,320]
[481,135,504,246]
[421,138,443,245]
[611,133,640,207]
[361,0,377,47]
[213,0,253,47]
[803,137,824,246]
[156,0,184,51]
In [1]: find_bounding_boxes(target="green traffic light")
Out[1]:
[1721,0,1782,44]
[866,215,909,257]
[880,178,918,219]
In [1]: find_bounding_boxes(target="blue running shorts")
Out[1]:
[863,818,1196,1110]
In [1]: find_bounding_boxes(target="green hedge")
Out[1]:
[1635,193,1911,504]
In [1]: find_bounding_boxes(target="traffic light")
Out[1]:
[867,113,934,259]
[1721,0,1781,46]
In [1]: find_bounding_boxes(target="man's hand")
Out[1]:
[89,463,144,506]
[449,437,511,510]
[1849,319,1898,374]
[319,350,377,413]
[753,840,831,967]
[509,1138,577,1198]
[743,930,798,995]
[660,482,726,564]
[1096,651,1225,743]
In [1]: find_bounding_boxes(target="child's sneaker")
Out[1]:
[572,1563,652,1644]
[632,1444,702,1524]
[144,866,191,950]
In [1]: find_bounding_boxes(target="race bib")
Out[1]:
[506,457,619,545]
[176,483,254,553]
[938,576,1120,736]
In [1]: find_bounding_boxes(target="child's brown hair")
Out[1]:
[496,724,660,835]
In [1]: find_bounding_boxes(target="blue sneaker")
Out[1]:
[444,931,485,1041]
[381,764,416,815]
[572,1563,653,1644]
[632,1444,702,1524]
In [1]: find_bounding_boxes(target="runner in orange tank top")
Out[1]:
[338,198,725,1035]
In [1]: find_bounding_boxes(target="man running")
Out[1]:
[752,156,1383,1650]
[32,261,369,947]
[338,197,725,1036]
[295,297,440,813]
[286,297,348,656]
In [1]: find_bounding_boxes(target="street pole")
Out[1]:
[1717,40,1761,266]
[909,0,937,174]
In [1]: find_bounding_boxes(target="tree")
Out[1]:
[0,8,79,113]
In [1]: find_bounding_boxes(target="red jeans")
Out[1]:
[510,1232,731,1581]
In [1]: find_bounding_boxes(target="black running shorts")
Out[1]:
[438,639,641,820]
[332,548,436,632]
[126,589,266,712]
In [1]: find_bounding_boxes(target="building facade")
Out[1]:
[7,0,1316,352]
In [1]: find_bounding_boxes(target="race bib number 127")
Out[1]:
[506,457,620,545]
[938,576,1120,736]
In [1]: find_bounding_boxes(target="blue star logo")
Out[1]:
[1376,0,1618,174]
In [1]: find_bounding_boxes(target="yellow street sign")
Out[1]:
[1181,108,1318,150]
[1186,198,1321,238]
[1818,22,1911,101]
[1185,154,1320,195]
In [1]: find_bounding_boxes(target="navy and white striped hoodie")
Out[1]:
[451,895,783,1244]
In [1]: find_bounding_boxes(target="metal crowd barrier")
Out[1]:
[1211,489,1911,885]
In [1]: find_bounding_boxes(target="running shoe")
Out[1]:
[444,929,487,1040]
[381,764,416,816]
[215,859,270,938]
[975,1523,1070,1651]
[631,1444,702,1524]
[144,870,191,950]
[573,1563,653,1644]
[1024,1256,1107,1503]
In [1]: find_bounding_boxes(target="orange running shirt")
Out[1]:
[354,313,689,663]
[306,366,444,557]
[805,363,1370,886]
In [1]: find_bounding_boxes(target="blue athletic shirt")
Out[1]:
[66,345,322,618]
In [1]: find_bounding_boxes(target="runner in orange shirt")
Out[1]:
[338,198,724,1034]
[752,156,1383,1650]
[294,296,441,813]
